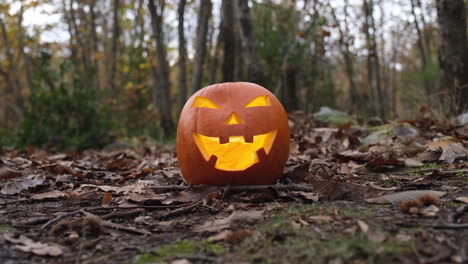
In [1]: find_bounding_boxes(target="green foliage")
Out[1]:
[18,86,113,150]
[16,51,114,150]
[136,239,225,263]
[251,2,338,111]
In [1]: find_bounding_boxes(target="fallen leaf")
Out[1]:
[290,191,319,202]
[439,143,468,163]
[4,234,64,256]
[194,210,264,233]
[307,215,333,223]
[1,174,45,195]
[207,229,252,242]
[128,192,165,203]
[102,192,112,207]
[365,190,446,204]
[404,158,424,167]
[162,186,218,204]
[0,167,22,179]
[78,180,150,195]
[455,197,468,204]
[357,220,369,233]
[32,190,66,200]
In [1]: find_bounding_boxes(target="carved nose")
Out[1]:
[225,112,243,125]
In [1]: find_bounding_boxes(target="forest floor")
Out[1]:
[1,111,468,264]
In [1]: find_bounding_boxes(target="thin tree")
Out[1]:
[410,0,432,101]
[177,0,188,112]
[0,16,23,111]
[191,0,212,92]
[236,0,264,86]
[17,5,33,93]
[363,0,385,119]
[221,0,236,82]
[330,1,358,113]
[436,0,468,113]
[109,0,120,92]
[148,0,175,136]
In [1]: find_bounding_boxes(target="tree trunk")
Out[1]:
[221,0,236,82]
[436,0,468,114]
[177,0,188,112]
[236,0,264,86]
[363,0,385,119]
[191,0,212,92]
[410,0,432,101]
[88,0,100,90]
[209,29,222,84]
[0,17,23,112]
[17,5,33,94]
[148,0,175,136]
[281,64,298,112]
[109,0,120,92]
[330,1,358,113]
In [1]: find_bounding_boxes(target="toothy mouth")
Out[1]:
[192,130,277,171]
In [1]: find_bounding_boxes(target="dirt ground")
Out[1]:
[1,113,468,263]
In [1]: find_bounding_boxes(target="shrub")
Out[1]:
[18,86,114,150]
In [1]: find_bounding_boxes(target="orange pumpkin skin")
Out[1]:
[176,82,290,185]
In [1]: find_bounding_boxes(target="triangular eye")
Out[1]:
[245,95,270,108]
[192,96,221,109]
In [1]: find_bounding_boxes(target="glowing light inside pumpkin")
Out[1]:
[244,95,270,108]
[225,112,243,124]
[192,130,277,171]
[192,96,221,109]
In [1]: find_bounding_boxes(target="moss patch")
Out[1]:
[231,203,414,264]
[135,239,225,264]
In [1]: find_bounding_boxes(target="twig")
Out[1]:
[40,209,83,230]
[156,201,201,219]
[81,210,151,235]
[0,198,32,206]
[150,184,317,193]
[424,223,468,229]
[40,202,201,230]
[102,219,151,235]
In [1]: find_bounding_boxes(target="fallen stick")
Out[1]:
[81,210,151,235]
[150,184,317,193]
[427,223,468,229]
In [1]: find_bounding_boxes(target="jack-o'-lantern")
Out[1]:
[176,82,290,185]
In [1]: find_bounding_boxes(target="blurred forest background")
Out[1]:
[0,0,467,150]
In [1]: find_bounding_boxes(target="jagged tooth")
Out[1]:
[208,155,218,166]
[219,136,229,144]
[244,135,254,143]
[256,148,268,160]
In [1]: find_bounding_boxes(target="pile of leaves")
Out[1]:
[1,111,467,263]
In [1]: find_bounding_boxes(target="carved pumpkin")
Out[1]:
[176,82,290,185]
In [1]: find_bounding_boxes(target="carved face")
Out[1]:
[176,82,290,185]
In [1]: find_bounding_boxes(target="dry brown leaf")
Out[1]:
[102,192,112,207]
[128,192,165,203]
[193,210,264,233]
[162,186,218,204]
[357,220,369,233]
[78,181,149,195]
[4,234,64,256]
[455,197,468,204]
[404,158,424,167]
[307,215,333,223]
[1,174,45,195]
[290,191,319,202]
[0,167,22,179]
[439,143,468,163]
[365,190,446,204]
[32,190,66,200]
[207,229,252,242]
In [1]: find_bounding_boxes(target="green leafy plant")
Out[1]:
[18,86,114,150]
